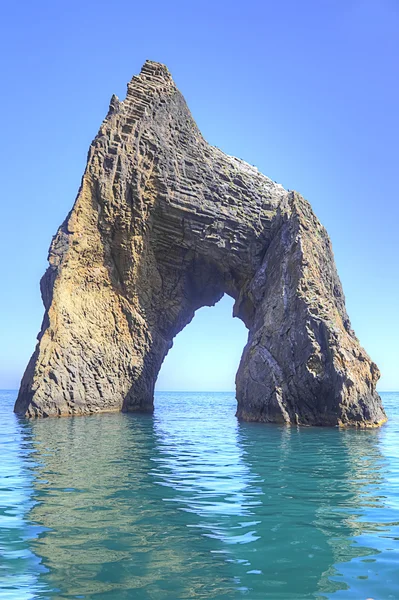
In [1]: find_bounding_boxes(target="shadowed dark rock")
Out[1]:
[15,61,386,427]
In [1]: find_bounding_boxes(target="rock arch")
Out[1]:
[15,61,386,426]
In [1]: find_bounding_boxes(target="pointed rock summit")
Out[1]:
[15,60,386,426]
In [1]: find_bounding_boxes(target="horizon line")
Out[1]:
[0,389,397,394]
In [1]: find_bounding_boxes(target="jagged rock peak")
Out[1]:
[127,60,175,96]
[137,59,173,82]
[15,61,386,428]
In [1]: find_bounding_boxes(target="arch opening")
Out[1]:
[155,294,248,394]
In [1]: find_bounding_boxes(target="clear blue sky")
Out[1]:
[0,0,398,391]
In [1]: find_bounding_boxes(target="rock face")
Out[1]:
[15,61,386,426]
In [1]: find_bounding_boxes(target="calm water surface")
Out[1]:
[1,391,399,599]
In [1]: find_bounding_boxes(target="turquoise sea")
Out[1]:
[1,390,399,600]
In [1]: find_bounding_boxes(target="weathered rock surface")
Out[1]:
[15,61,386,426]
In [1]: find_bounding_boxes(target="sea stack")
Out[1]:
[15,61,386,426]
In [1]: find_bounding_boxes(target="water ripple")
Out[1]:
[0,391,398,599]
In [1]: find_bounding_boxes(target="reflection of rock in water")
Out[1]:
[25,394,389,599]
[27,411,235,598]
[228,424,385,598]
[145,398,387,598]
[315,429,387,598]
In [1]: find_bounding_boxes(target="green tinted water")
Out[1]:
[1,391,399,599]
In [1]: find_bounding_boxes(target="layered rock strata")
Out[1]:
[15,61,386,426]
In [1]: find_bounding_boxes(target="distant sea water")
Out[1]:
[1,391,399,600]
